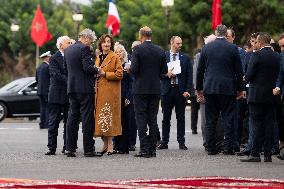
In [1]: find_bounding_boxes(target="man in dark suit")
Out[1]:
[274,33,284,160]
[158,36,193,150]
[45,36,75,155]
[128,26,167,158]
[196,24,244,155]
[241,32,281,162]
[64,29,100,157]
[36,51,51,129]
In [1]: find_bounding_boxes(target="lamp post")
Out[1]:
[72,5,83,37]
[161,0,174,47]
[10,20,20,60]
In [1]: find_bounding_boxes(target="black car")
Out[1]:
[0,77,40,122]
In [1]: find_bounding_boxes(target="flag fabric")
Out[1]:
[211,0,222,30]
[31,5,52,47]
[106,0,120,36]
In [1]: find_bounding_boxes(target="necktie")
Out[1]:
[172,53,177,85]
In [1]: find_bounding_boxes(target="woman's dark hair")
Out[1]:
[97,34,114,52]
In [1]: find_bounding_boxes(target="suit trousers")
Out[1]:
[190,96,200,132]
[249,103,276,157]
[114,99,130,153]
[133,94,160,154]
[39,95,49,129]
[128,103,137,146]
[161,86,186,144]
[204,94,235,152]
[47,103,70,151]
[66,93,95,153]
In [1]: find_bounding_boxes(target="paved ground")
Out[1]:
[0,110,283,181]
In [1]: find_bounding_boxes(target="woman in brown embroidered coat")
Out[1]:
[94,34,123,155]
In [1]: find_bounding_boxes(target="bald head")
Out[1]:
[170,36,182,53]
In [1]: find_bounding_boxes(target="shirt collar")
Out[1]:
[260,46,271,51]
[59,50,64,57]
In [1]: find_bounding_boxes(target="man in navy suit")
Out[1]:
[241,32,281,162]
[128,26,168,158]
[45,36,74,155]
[64,29,100,157]
[158,36,193,150]
[36,51,51,129]
[196,24,244,155]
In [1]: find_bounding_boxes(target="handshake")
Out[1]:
[95,66,106,78]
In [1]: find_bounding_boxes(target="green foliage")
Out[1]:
[0,0,284,84]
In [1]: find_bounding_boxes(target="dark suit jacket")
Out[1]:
[36,61,50,96]
[121,63,133,99]
[246,47,281,104]
[64,41,99,94]
[161,51,193,95]
[48,51,68,104]
[130,41,167,94]
[196,38,244,95]
[276,53,284,94]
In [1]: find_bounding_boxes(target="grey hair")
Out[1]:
[131,41,141,49]
[204,34,216,44]
[79,28,97,42]
[114,44,128,63]
[56,36,70,50]
[215,24,227,37]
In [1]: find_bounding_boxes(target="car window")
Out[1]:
[0,79,33,93]
[27,82,37,92]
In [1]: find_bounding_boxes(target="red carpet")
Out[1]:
[0,177,284,188]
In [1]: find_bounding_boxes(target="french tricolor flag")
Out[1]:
[106,0,120,36]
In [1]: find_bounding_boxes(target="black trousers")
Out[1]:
[47,103,72,152]
[133,94,160,154]
[114,99,130,153]
[278,100,284,142]
[250,103,276,157]
[161,86,186,144]
[39,95,49,129]
[128,103,137,146]
[66,93,95,153]
[205,94,235,152]
[190,96,200,132]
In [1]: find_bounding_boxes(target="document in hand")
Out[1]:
[167,60,181,75]
[124,61,131,69]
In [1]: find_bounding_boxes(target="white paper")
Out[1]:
[124,61,131,69]
[167,60,181,75]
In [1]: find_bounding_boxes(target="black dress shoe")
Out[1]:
[45,150,55,155]
[192,131,198,134]
[276,155,284,160]
[240,155,261,162]
[223,150,235,155]
[129,145,136,151]
[179,144,188,150]
[117,151,129,154]
[157,143,168,150]
[84,151,101,157]
[236,149,250,156]
[107,152,113,156]
[208,150,219,155]
[134,152,151,158]
[264,156,272,162]
[66,151,76,157]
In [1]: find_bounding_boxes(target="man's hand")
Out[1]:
[196,90,205,103]
[167,68,175,78]
[125,99,130,106]
[236,91,243,100]
[183,92,190,98]
[99,69,105,77]
[242,91,247,99]
[273,87,281,95]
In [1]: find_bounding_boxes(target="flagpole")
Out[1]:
[108,27,111,35]
[36,45,39,68]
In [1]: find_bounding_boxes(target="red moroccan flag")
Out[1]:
[31,5,52,47]
[211,0,222,30]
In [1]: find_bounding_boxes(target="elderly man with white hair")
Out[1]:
[64,28,101,157]
[45,36,74,156]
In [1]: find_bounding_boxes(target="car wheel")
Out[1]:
[0,102,7,122]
